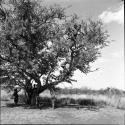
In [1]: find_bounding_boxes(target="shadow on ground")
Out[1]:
[5,102,51,110]
[6,103,28,108]
[5,102,101,112]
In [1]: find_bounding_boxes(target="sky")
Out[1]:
[42,0,124,90]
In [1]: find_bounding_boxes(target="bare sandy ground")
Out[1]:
[0,100,125,124]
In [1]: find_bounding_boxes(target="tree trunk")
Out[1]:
[25,84,50,107]
[51,98,55,109]
[24,91,32,105]
[31,94,37,106]
[27,93,32,105]
[50,89,56,109]
[30,88,39,106]
[25,91,38,106]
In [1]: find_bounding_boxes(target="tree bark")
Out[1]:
[50,89,56,109]
[25,90,38,106]
[27,92,32,105]
[31,91,37,106]
[51,98,56,109]
[25,83,56,107]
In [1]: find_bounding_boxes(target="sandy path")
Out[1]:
[1,101,125,124]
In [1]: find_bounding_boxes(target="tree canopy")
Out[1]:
[0,0,109,95]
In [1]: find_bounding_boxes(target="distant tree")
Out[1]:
[0,0,109,105]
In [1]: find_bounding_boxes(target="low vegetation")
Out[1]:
[1,87,125,109]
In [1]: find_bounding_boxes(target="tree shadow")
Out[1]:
[56,104,101,111]
[5,102,103,112]
[6,102,29,108]
[5,101,51,109]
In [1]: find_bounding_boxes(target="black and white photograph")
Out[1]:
[0,0,124,124]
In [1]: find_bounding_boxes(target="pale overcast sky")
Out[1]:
[42,0,124,90]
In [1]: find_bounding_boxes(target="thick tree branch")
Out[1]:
[0,55,12,63]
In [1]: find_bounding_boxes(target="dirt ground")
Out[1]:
[0,100,125,124]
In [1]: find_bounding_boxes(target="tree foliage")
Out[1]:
[0,0,109,97]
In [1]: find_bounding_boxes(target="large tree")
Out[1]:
[0,0,109,105]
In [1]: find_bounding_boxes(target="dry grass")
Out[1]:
[39,92,125,109]
[1,89,125,109]
[1,104,124,124]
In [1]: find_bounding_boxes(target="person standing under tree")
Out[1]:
[13,86,21,105]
